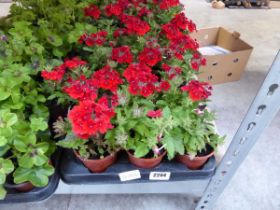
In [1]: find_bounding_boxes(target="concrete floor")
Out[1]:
[1,1,280,209]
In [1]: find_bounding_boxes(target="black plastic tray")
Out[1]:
[0,152,61,204]
[60,149,216,184]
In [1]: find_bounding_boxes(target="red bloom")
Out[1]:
[160,80,171,91]
[169,35,199,60]
[171,13,189,30]
[121,15,150,36]
[112,46,133,64]
[161,23,182,40]
[124,63,158,97]
[170,13,197,32]
[153,0,180,10]
[68,99,115,139]
[138,7,152,17]
[79,31,108,46]
[191,53,206,71]
[123,63,152,81]
[187,20,197,32]
[41,64,66,81]
[105,3,123,17]
[63,75,98,101]
[181,80,212,102]
[113,28,128,38]
[191,61,199,71]
[64,57,87,70]
[138,47,162,67]
[162,64,182,80]
[91,65,123,92]
[147,109,162,118]
[201,58,207,65]
[84,4,101,19]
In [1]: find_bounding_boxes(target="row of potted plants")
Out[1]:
[0,0,224,199]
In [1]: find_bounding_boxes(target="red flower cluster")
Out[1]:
[159,80,171,91]
[138,47,162,67]
[68,99,115,139]
[63,75,98,101]
[147,109,162,118]
[42,1,212,141]
[162,64,182,80]
[153,0,180,10]
[41,64,66,81]
[181,80,212,102]
[160,12,198,61]
[84,4,101,19]
[92,65,123,92]
[112,46,133,64]
[123,63,159,97]
[191,53,207,71]
[120,15,150,36]
[41,57,87,82]
[171,13,197,32]
[79,31,108,47]
[161,23,182,40]
[169,35,199,60]
[105,3,123,17]
[64,57,87,70]
[113,28,128,38]
[138,7,152,17]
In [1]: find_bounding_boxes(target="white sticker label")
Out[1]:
[119,170,141,182]
[149,172,171,180]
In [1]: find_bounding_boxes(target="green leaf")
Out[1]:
[30,117,48,132]
[1,159,14,174]
[162,106,171,119]
[0,185,6,200]
[163,135,184,160]
[0,173,5,185]
[13,139,28,152]
[18,153,34,169]
[13,164,54,187]
[47,34,63,47]
[33,154,49,166]
[36,142,49,154]
[134,143,149,158]
[0,137,7,147]
[0,111,18,127]
[56,133,86,149]
[135,124,150,136]
[30,165,54,187]
[14,133,37,152]
[0,158,14,184]
[0,88,10,101]
[0,145,10,156]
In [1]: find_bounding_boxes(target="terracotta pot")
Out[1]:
[127,150,166,169]
[6,182,35,192]
[176,150,214,170]
[74,150,117,173]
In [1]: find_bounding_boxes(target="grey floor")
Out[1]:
[1,0,280,209]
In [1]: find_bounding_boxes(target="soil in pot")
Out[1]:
[127,150,167,169]
[176,144,214,170]
[74,150,117,173]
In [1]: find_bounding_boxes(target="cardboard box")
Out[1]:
[190,27,253,85]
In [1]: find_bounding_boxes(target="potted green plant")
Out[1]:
[0,62,55,198]
[42,57,119,173]
[0,30,55,199]
[105,88,167,169]
[54,115,118,173]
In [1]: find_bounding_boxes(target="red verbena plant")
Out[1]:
[43,0,224,160]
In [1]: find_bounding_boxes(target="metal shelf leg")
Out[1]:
[196,51,280,210]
